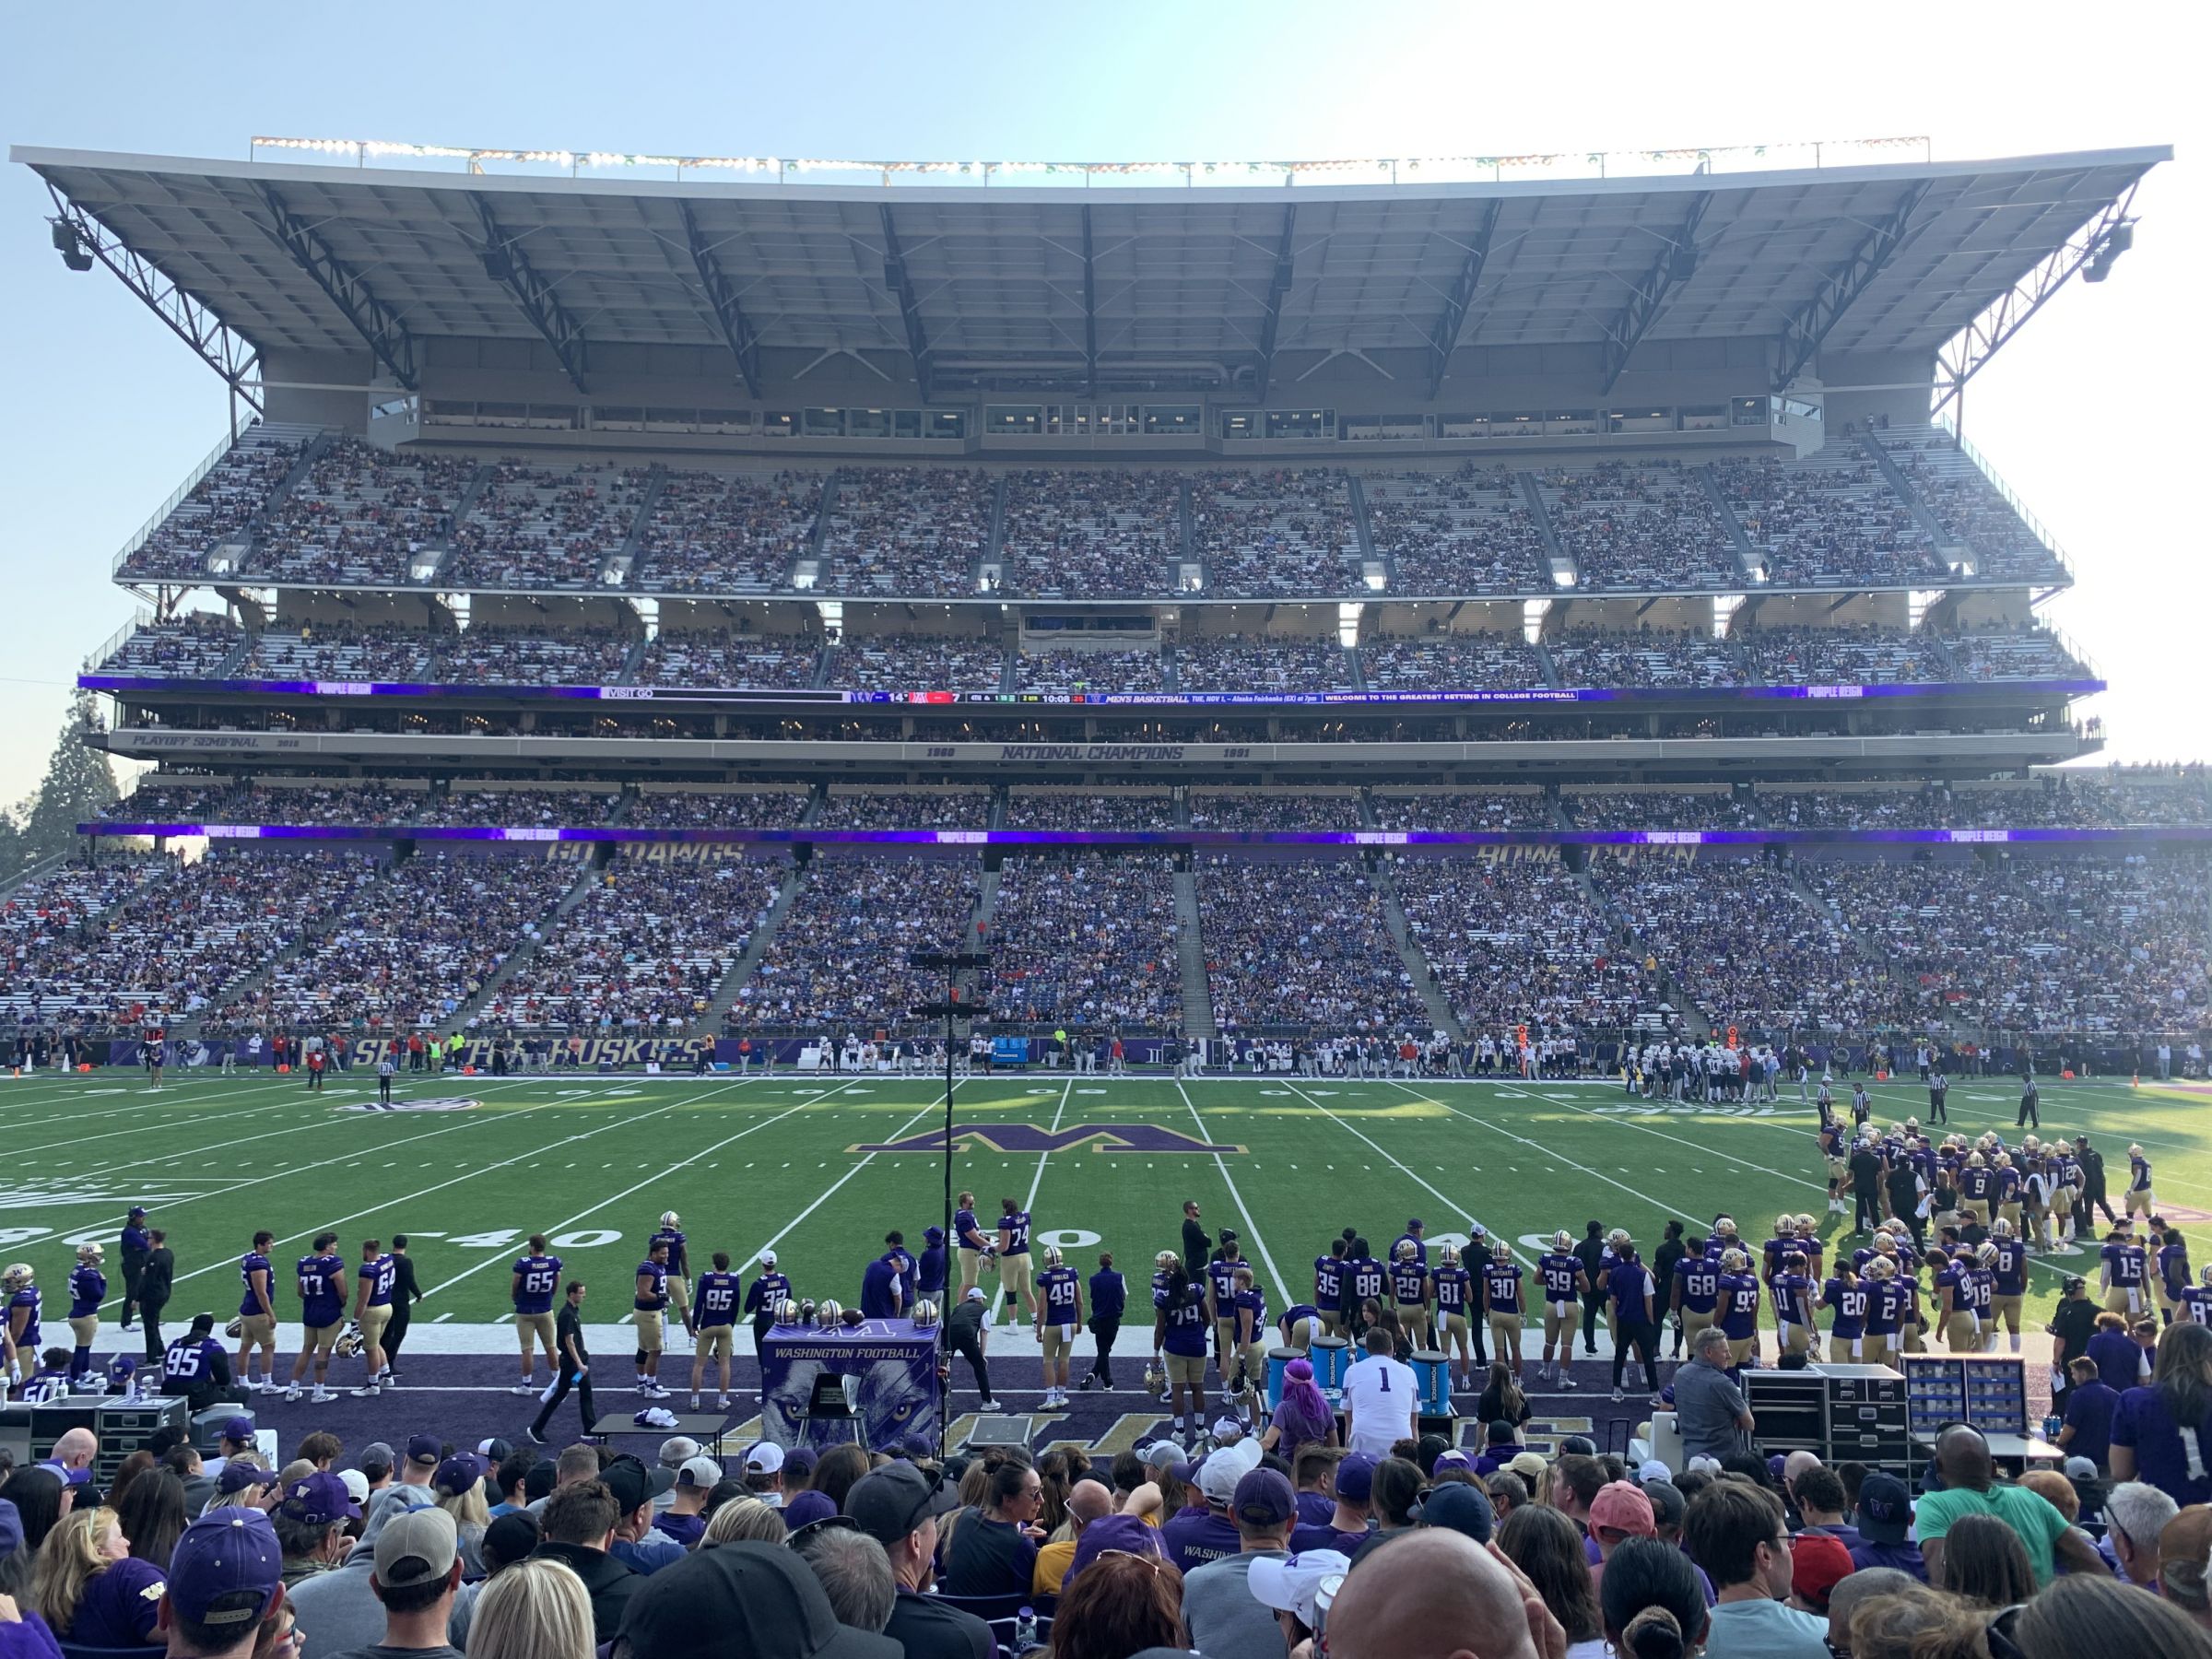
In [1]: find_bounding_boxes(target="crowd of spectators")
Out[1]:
[628,791,810,831]
[815,790,993,830]
[815,467,993,597]
[987,855,1185,1028]
[1000,468,1182,595]
[1397,855,1654,1034]
[96,615,242,677]
[2005,855,2212,1034]
[733,854,982,1030]
[1548,627,1746,689]
[1189,792,1362,830]
[1194,856,1426,1030]
[116,424,306,581]
[1015,646,1166,695]
[1364,465,1556,593]
[1737,625,1954,685]
[1948,629,2086,680]
[1003,791,1178,831]
[1758,776,2211,830]
[429,789,622,829]
[231,850,579,1032]
[1591,851,1910,1032]
[1368,790,1552,832]
[1176,634,1356,694]
[1710,452,1945,585]
[1359,632,1548,691]
[1191,468,1363,596]
[634,467,820,594]
[634,632,823,688]
[1537,461,1740,591]
[1886,424,2070,581]
[488,853,782,1030]
[441,463,652,591]
[244,624,440,681]
[0,857,170,1026]
[99,781,243,822]
[246,438,477,586]
[1562,789,1761,830]
[234,783,428,827]
[828,634,1007,693]
[436,624,633,684]
[5,1354,2209,1659]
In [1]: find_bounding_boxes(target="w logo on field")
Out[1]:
[343,1097,483,1113]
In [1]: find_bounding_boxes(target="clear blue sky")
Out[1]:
[2,5,2201,803]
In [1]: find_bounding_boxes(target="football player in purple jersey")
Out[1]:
[237,1230,279,1393]
[1536,1230,1585,1389]
[510,1234,564,1395]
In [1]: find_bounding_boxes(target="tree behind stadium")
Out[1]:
[6,692,119,868]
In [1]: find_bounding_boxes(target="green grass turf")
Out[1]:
[1,1067,2203,1332]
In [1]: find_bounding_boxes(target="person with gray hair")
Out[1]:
[1672,1325,1754,1462]
[2106,1479,2181,1589]
[1826,1566,1917,1653]
[793,1523,896,1635]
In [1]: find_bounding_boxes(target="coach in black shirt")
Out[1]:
[135,1230,175,1362]
[381,1237,423,1375]
[1850,1139,1887,1234]
[1182,1201,1209,1278]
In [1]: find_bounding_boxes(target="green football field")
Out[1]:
[4,1065,2206,1340]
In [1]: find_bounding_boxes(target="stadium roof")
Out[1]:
[16,143,2166,396]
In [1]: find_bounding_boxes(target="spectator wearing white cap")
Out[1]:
[651,1438,699,1513]
[741,1442,786,1509]
[654,1457,723,1549]
[1249,1547,1350,1654]
[1164,1438,1261,1575]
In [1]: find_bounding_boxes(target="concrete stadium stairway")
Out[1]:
[1171,865,1216,1040]
[1359,794,1462,1037]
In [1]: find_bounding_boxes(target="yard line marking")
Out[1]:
[39,1075,564,1208]
[1175,1082,1288,1307]
[0,1072,311,1136]
[99,1077,766,1309]
[735,1079,986,1276]
[417,1086,837,1302]
[1274,1080,1526,1267]
[1375,1080,1706,1230]
[991,1076,1075,1324]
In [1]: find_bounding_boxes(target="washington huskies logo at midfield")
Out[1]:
[852,1124,1245,1156]
[343,1096,483,1113]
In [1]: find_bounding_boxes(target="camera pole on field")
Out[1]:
[911,947,992,1457]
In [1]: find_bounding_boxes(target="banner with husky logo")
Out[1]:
[758,1319,940,1453]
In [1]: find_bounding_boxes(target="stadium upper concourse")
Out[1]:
[10,137,2206,1058]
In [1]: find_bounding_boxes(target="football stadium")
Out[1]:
[4,115,2211,1656]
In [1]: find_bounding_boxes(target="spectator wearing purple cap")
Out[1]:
[1846,1472,1925,1580]
[276,1471,361,1587]
[159,1509,287,1659]
[781,1490,840,1535]
[215,1462,280,1507]
[1182,1465,1299,1659]
[1064,1512,1164,1592]
[1291,1452,1375,1554]
[431,1455,489,1580]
